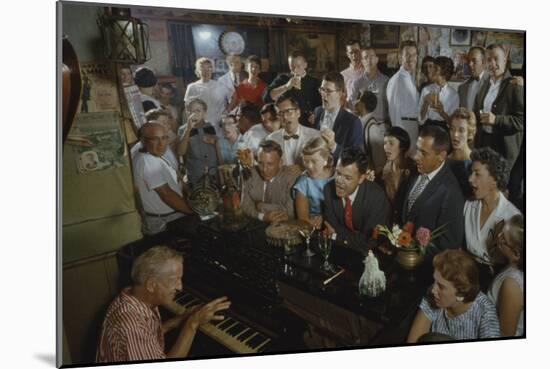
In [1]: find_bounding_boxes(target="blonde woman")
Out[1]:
[293,136,334,229]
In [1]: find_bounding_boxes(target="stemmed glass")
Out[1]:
[299,225,315,257]
[319,233,334,273]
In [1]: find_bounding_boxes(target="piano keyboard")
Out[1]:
[175,290,272,354]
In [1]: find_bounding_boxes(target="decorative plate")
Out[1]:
[219,31,245,55]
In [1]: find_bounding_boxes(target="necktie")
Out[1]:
[283,134,299,140]
[407,174,429,214]
[344,196,355,232]
[264,180,273,203]
[233,73,239,86]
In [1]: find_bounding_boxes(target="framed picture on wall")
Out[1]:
[450,28,471,46]
[370,24,400,48]
[286,31,337,75]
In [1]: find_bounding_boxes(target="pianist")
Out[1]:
[97,246,231,362]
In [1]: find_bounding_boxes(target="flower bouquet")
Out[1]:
[373,222,446,269]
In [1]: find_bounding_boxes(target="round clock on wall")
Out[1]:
[219,31,245,55]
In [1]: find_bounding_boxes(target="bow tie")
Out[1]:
[284,134,299,140]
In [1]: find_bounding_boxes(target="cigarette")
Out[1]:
[323,268,345,285]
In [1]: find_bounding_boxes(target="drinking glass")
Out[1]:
[319,234,334,272]
[299,226,315,257]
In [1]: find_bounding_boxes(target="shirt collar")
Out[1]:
[347,185,360,203]
[424,160,445,181]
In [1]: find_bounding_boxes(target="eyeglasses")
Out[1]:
[277,108,298,117]
[318,87,340,95]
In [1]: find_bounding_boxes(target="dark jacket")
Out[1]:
[473,71,524,170]
[313,107,364,161]
[399,161,465,257]
[323,179,390,254]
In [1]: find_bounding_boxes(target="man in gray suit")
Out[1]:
[458,47,487,110]
[241,140,298,223]
[473,44,524,171]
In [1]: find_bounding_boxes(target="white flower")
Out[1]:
[391,225,402,244]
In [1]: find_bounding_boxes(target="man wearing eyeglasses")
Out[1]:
[341,39,364,106]
[263,51,321,126]
[132,122,195,236]
[265,93,320,169]
[313,71,363,161]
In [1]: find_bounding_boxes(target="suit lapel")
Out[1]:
[475,79,490,111]
[408,162,448,217]
[351,183,367,229]
[492,72,512,109]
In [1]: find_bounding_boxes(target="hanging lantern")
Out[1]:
[97,7,150,64]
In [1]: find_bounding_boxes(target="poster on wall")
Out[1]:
[67,111,126,174]
[123,84,146,130]
[78,62,120,113]
[287,31,337,75]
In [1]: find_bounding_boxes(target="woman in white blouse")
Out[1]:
[464,147,521,291]
[418,56,459,130]
[488,214,524,337]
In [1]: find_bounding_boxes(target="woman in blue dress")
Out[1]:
[293,137,334,229]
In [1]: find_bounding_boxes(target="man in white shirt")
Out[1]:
[340,39,364,106]
[350,48,389,122]
[266,93,320,168]
[386,40,420,156]
[218,54,248,107]
[458,47,487,111]
[132,123,194,235]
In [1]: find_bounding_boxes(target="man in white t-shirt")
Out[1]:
[132,122,194,235]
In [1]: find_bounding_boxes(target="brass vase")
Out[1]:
[396,248,424,270]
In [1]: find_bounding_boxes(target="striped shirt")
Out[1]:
[97,288,165,363]
[420,292,501,340]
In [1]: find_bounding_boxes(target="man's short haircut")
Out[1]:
[259,140,283,158]
[289,50,307,61]
[131,246,183,286]
[194,57,213,77]
[260,103,277,117]
[434,56,455,81]
[359,90,378,113]
[421,56,436,75]
[240,101,262,123]
[470,147,510,192]
[138,122,166,139]
[339,147,369,174]
[322,71,345,92]
[346,39,361,48]
[433,249,479,303]
[134,67,157,88]
[486,43,506,55]
[186,97,208,112]
[246,54,261,66]
[144,107,170,123]
[468,46,486,59]
[399,40,417,54]
[275,91,301,110]
[419,125,451,154]
[384,126,411,153]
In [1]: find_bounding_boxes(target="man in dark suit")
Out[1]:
[458,47,487,111]
[263,51,322,126]
[323,148,389,254]
[473,44,524,172]
[400,125,464,257]
[313,71,364,161]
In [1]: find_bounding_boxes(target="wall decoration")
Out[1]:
[370,24,400,48]
[471,30,487,46]
[78,62,120,112]
[286,31,336,74]
[400,25,418,43]
[123,85,146,130]
[450,29,471,46]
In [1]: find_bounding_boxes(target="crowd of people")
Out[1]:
[98,39,525,362]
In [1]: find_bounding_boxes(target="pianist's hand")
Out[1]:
[264,209,288,224]
[186,296,231,330]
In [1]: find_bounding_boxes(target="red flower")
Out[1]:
[403,222,414,234]
[416,227,432,247]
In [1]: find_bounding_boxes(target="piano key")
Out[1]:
[218,318,237,331]
[236,328,254,342]
[255,338,271,352]
[246,333,267,349]
[226,322,246,337]
[214,317,230,327]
